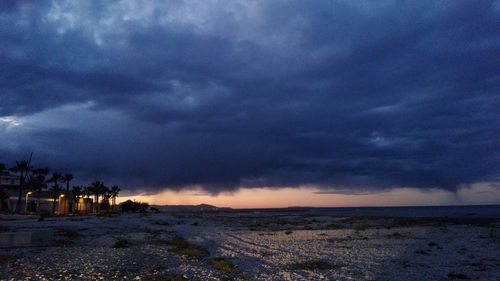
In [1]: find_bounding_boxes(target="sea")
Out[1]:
[237,204,500,218]
[306,204,500,218]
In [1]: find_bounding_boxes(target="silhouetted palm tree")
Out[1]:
[2,160,122,216]
[83,186,92,214]
[28,167,49,214]
[109,185,120,211]
[90,181,109,213]
[71,186,82,214]
[48,173,62,214]
[100,184,109,211]
[10,160,32,214]
[63,174,73,192]
[62,173,74,212]
[90,181,99,213]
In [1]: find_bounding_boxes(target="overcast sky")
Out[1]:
[1,0,499,195]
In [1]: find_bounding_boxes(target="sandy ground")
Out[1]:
[0,211,499,281]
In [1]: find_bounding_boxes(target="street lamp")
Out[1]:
[25,191,32,213]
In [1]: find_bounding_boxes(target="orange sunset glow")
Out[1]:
[117,183,500,209]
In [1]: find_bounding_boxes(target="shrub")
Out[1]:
[428,241,438,247]
[210,258,238,274]
[389,232,404,238]
[55,229,81,238]
[141,274,187,281]
[112,239,129,248]
[145,228,162,235]
[153,221,171,226]
[168,236,209,259]
[355,224,367,232]
[148,265,164,274]
[447,272,469,279]
[119,200,149,212]
[290,260,335,270]
[0,256,15,264]
[326,222,342,229]
[53,239,75,246]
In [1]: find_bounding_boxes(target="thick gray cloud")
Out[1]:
[1,0,499,192]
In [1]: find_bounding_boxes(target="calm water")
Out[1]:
[307,205,500,218]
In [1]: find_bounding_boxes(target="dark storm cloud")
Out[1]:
[0,0,499,193]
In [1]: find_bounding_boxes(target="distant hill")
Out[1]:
[150,204,231,212]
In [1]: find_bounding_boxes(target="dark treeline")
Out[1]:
[0,156,121,215]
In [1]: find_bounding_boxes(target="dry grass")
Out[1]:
[354,224,367,232]
[290,260,335,270]
[55,229,81,238]
[447,272,469,279]
[210,258,238,274]
[0,255,15,264]
[148,265,165,274]
[168,236,209,259]
[141,274,187,281]
[112,239,129,248]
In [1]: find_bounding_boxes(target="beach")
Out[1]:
[1,208,499,281]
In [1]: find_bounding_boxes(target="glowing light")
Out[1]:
[116,183,500,208]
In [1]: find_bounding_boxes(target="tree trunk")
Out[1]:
[96,194,100,213]
[37,187,42,215]
[52,189,57,214]
[14,172,24,214]
[66,182,70,213]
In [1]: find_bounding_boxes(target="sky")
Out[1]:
[1,0,499,207]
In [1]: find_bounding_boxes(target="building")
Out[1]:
[0,171,22,212]
[0,172,20,188]
[0,172,94,214]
